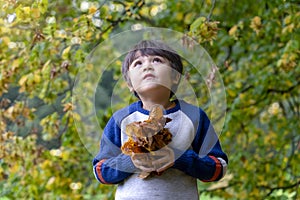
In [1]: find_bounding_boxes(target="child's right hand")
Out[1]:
[131,146,174,173]
[131,153,156,172]
[151,146,174,173]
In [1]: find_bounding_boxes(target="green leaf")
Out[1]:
[38,0,48,14]
[190,16,206,32]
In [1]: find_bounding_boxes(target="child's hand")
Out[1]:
[151,146,174,173]
[131,146,174,173]
[131,153,156,172]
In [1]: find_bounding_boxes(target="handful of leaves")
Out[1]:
[121,105,172,178]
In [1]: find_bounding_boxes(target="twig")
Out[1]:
[264,180,300,197]
[207,0,216,21]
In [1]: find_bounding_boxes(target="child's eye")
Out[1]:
[133,61,142,67]
[153,57,163,63]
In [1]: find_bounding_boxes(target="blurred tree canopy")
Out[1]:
[0,0,299,199]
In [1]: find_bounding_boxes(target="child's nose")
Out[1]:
[142,60,153,71]
[143,64,153,71]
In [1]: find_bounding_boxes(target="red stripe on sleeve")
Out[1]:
[203,156,222,182]
[96,159,110,184]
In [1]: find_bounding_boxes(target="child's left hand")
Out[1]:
[150,146,175,173]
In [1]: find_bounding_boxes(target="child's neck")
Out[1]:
[139,92,174,111]
[141,98,174,111]
[137,86,175,110]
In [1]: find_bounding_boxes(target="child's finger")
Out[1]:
[132,157,150,166]
[131,153,156,172]
[131,153,150,163]
[152,155,171,165]
[151,151,174,172]
[152,147,174,160]
[136,165,155,172]
[132,159,155,172]
[156,162,174,173]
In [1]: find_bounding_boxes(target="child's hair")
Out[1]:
[122,40,183,98]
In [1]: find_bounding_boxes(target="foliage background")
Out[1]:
[0,0,299,199]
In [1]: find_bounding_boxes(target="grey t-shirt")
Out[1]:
[116,106,200,200]
[115,168,199,200]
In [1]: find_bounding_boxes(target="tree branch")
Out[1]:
[207,0,216,21]
[234,80,299,110]
[264,180,300,197]
[266,82,299,94]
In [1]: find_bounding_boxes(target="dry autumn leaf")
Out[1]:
[121,104,172,178]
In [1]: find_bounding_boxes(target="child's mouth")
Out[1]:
[143,74,155,80]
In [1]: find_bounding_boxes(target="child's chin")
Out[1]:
[136,84,170,94]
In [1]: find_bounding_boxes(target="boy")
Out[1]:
[93,40,228,200]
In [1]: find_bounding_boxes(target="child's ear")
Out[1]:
[172,72,181,85]
[128,84,134,93]
[125,73,134,92]
[126,80,134,93]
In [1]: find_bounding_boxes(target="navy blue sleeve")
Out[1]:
[172,109,228,182]
[92,116,138,184]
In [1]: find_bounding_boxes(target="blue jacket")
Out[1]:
[93,99,228,184]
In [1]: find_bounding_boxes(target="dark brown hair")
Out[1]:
[122,40,183,98]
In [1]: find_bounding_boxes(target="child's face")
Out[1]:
[127,52,180,97]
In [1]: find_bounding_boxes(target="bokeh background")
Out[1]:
[0,0,299,199]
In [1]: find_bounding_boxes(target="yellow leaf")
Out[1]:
[229,25,238,36]
[31,8,40,18]
[239,93,246,100]
[235,81,243,89]
[89,6,97,14]
[38,0,48,14]
[251,188,260,196]
[12,59,19,69]
[41,160,51,169]
[26,73,34,85]
[63,103,74,112]
[62,151,70,161]
[55,29,67,39]
[86,31,93,40]
[284,15,292,25]
[73,17,79,23]
[184,13,195,24]
[42,60,51,71]
[176,12,183,21]
[70,182,82,190]
[227,89,236,97]
[86,63,94,71]
[9,164,20,173]
[2,36,10,45]
[23,7,31,15]
[33,73,41,83]
[62,46,71,59]
[46,177,56,190]
[205,0,212,5]
[18,75,28,86]
[71,112,81,121]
